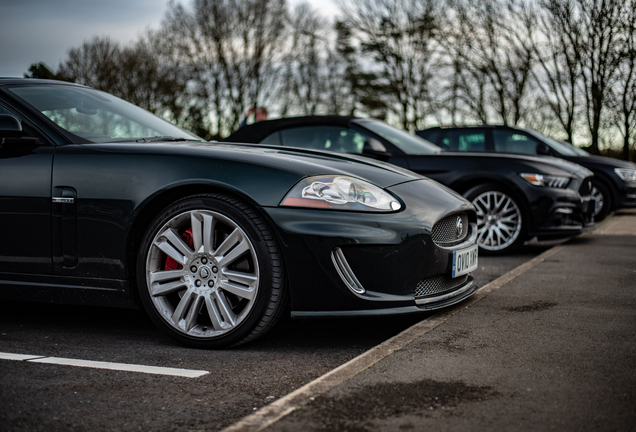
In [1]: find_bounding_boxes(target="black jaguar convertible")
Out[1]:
[0,79,479,348]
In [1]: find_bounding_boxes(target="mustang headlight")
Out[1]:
[520,173,570,189]
[280,175,402,212]
[615,168,636,182]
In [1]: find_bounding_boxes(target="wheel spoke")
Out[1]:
[222,269,258,287]
[215,230,250,267]
[155,228,193,266]
[171,288,199,330]
[213,228,241,257]
[149,270,187,296]
[204,291,236,329]
[218,279,256,301]
[191,212,216,255]
[184,295,204,332]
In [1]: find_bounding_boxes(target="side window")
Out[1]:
[446,130,486,152]
[279,126,369,154]
[493,130,540,155]
[419,130,440,145]
[261,131,282,145]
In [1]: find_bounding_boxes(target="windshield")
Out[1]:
[6,84,202,143]
[525,129,581,157]
[359,119,441,155]
[561,141,590,156]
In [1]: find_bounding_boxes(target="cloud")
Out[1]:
[0,0,167,77]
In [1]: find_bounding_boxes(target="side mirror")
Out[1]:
[362,138,392,161]
[537,143,551,156]
[0,114,22,138]
[0,115,38,149]
[363,138,387,153]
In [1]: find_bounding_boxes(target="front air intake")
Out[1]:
[415,274,469,298]
[431,213,469,247]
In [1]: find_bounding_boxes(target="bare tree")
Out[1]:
[446,0,535,126]
[340,0,441,131]
[279,2,330,116]
[57,36,121,91]
[162,0,287,136]
[543,0,627,154]
[533,0,581,144]
[614,0,636,160]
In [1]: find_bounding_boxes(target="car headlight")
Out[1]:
[520,173,570,188]
[280,175,402,212]
[615,168,636,182]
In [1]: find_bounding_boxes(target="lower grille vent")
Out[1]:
[415,274,469,298]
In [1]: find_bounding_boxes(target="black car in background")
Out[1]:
[224,116,597,254]
[0,79,482,348]
[417,125,636,221]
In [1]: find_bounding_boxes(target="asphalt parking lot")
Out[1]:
[1,212,632,432]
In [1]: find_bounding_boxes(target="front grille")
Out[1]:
[579,177,593,196]
[431,213,469,246]
[415,274,469,298]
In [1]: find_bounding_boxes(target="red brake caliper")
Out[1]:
[164,228,194,270]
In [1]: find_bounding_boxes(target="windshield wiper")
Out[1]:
[136,136,191,143]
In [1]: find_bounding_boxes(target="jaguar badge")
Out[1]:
[456,216,463,238]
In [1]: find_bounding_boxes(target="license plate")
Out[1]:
[452,244,478,278]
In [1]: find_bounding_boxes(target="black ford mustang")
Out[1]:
[225,116,597,253]
[0,79,480,348]
[417,125,636,221]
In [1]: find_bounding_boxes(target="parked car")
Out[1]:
[225,116,596,253]
[0,79,480,348]
[417,125,636,221]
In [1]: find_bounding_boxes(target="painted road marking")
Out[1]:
[0,352,209,378]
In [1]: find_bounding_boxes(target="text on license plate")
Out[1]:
[452,244,478,278]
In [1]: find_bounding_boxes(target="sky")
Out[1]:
[0,0,340,78]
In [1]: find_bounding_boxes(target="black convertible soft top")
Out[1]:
[223,115,357,143]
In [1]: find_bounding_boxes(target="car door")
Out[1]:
[0,104,53,275]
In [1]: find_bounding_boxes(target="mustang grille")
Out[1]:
[415,274,469,298]
[431,213,469,246]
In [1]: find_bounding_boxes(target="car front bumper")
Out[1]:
[261,179,480,316]
[526,177,597,240]
[616,181,636,208]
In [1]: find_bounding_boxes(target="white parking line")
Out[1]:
[0,352,209,378]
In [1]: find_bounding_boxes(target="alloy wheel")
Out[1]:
[145,209,260,339]
[472,191,522,252]
[590,185,604,217]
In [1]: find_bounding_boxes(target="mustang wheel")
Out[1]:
[464,184,524,254]
[590,179,611,221]
[136,194,286,348]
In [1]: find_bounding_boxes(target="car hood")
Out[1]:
[441,151,593,178]
[564,155,636,170]
[84,141,425,189]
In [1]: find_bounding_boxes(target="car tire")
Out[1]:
[590,179,612,221]
[463,184,525,254]
[136,193,286,348]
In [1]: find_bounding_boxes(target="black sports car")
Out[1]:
[0,79,480,348]
[417,125,636,221]
[225,116,596,253]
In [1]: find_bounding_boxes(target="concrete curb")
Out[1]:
[220,244,566,432]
